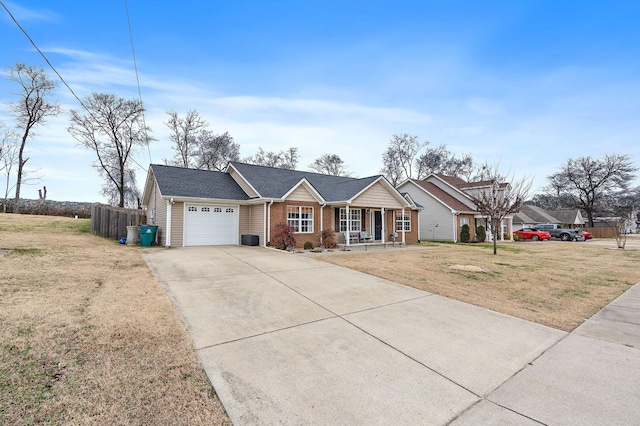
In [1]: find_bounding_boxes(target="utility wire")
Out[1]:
[124,0,153,166]
[0,0,149,173]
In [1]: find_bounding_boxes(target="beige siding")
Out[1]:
[250,204,265,245]
[286,185,317,202]
[238,204,266,245]
[229,168,258,197]
[147,179,168,245]
[352,181,404,209]
[399,181,455,242]
[239,205,250,243]
[171,202,184,247]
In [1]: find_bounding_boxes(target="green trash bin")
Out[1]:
[138,225,158,247]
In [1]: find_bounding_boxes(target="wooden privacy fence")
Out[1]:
[91,203,147,240]
[583,227,618,238]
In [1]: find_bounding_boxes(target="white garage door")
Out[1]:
[184,204,239,246]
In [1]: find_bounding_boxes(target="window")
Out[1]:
[226,208,234,213]
[460,217,469,226]
[287,206,314,233]
[188,206,197,212]
[201,207,210,212]
[213,207,222,212]
[339,208,361,232]
[396,212,411,231]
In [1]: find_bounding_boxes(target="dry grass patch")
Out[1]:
[319,241,639,331]
[0,214,230,425]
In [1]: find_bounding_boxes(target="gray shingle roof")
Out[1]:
[229,162,382,201]
[151,164,251,200]
[548,209,583,225]
[513,205,560,224]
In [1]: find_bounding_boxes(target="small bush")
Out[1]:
[476,225,486,242]
[513,233,523,242]
[303,241,314,250]
[321,229,336,248]
[503,233,511,240]
[272,223,297,250]
[460,224,470,243]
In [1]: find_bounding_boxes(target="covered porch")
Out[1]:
[328,205,412,247]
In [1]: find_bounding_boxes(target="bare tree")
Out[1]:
[7,63,60,213]
[466,164,533,255]
[416,144,473,179]
[309,153,353,176]
[164,109,207,168]
[0,123,19,212]
[244,147,299,169]
[381,134,427,185]
[99,165,141,208]
[69,93,151,207]
[196,131,240,171]
[548,154,637,227]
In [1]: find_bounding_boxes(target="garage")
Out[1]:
[184,204,239,246]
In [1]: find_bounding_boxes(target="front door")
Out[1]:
[374,211,382,240]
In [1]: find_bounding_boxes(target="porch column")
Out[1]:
[508,216,513,241]
[346,204,350,246]
[166,199,172,247]
[381,208,385,244]
[401,208,406,244]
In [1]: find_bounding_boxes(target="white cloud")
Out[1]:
[1,2,60,23]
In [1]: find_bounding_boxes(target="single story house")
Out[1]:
[142,162,420,248]
[512,205,585,231]
[396,173,513,243]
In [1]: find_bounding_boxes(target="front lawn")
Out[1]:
[319,241,639,331]
[0,214,230,425]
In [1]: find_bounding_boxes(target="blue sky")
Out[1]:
[1,0,639,202]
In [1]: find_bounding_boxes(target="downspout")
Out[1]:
[452,211,458,243]
[263,201,268,247]
[166,199,172,247]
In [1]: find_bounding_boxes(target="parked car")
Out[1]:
[582,230,593,240]
[532,224,583,241]
[513,228,552,241]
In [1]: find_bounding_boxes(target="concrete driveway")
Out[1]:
[143,246,640,425]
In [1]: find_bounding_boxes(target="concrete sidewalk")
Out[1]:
[143,246,640,425]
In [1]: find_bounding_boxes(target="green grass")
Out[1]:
[0,216,90,234]
[1,248,47,257]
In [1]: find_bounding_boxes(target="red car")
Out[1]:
[513,228,552,241]
[582,231,593,240]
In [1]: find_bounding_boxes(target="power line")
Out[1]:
[0,0,149,173]
[124,0,153,166]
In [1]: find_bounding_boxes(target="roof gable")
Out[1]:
[405,179,476,212]
[228,162,396,203]
[148,164,251,201]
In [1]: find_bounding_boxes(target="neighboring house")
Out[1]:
[141,162,419,248]
[397,174,513,243]
[512,205,585,231]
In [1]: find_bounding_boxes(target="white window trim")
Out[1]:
[395,212,411,232]
[339,208,362,232]
[287,206,314,233]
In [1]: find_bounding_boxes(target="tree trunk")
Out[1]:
[13,154,25,214]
